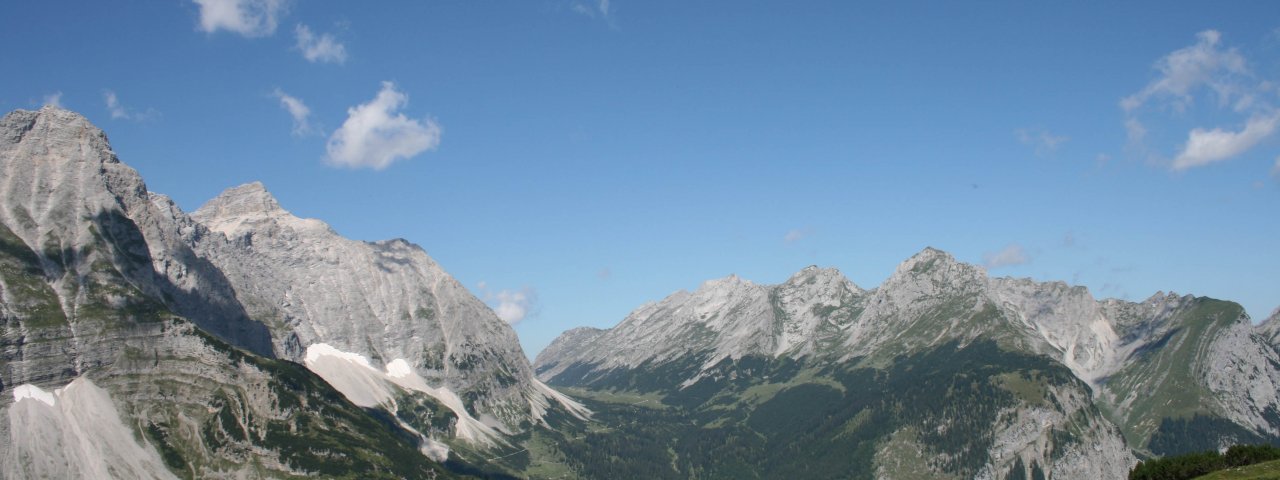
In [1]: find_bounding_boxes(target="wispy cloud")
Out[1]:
[1271,157,1280,180]
[271,88,313,136]
[1122,30,1250,113]
[477,282,537,325]
[1173,113,1279,170]
[783,227,813,244]
[192,0,287,37]
[982,244,1030,269]
[1122,30,1277,172]
[105,91,127,119]
[1125,118,1147,146]
[41,92,63,108]
[102,90,157,121]
[1015,128,1069,155]
[572,0,616,27]
[294,24,347,64]
[325,82,441,170]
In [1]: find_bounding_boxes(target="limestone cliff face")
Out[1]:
[186,181,578,429]
[0,107,576,478]
[0,106,272,368]
[0,107,462,478]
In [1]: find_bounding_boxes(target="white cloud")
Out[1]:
[476,283,537,325]
[272,88,313,136]
[295,24,347,64]
[192,0,286,37]
[1271,157,1280,180]
[1122,30,1280,173]
[493,290,534,325]
[42,92,63,108]
[572,0,616,27]
[104,91,126,119]
[1015,128,1068,155]
[325,82,441,170]
[783,227,813,244]
[572,0,611,17]
[1121,30,1249,113]
[1172,113,1279,170]
[102,90,156,121]
[982,244,1030,269]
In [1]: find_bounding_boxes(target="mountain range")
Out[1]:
[534,250,1280,478]
[1,106,1277,479]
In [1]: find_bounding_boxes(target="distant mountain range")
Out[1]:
[535,250,1280,478]
[1,106,1276,479]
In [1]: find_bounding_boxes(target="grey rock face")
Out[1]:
[186,182,568,429]
[0,107,568,478]
[0,106,272,360]
[537,246,1280,471]
[1258,307,1280,349]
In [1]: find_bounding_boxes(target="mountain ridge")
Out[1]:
[536,247,1280,472]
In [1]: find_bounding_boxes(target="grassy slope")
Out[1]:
[1193,459,1280,480]
[1100,298,1251,455]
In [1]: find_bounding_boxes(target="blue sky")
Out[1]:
[3,1,1279,357]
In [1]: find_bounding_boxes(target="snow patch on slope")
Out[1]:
[303,343,501,447]
[3,378,177,479]
[12,384,56,406]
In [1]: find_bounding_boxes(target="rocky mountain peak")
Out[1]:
[193,181,284,218]
[2,106,111,152]
[191,182,332,238]
[875,247,986,304]
[896,246,961,273]
[698,273,749,290]
[782,265,860,292]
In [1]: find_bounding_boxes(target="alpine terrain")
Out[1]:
[535,249,1280,479]
[2,106,1277,479]
[0,106,583,479]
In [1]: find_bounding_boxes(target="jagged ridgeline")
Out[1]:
[0,107,585,479]
[535,251,1280,479]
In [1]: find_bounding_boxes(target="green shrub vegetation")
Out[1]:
[1129,444,1280,480]
[546,340,1091,479]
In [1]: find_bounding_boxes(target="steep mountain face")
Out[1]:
[184,181,584,433]
[0,107,468,478]
[536,248,1280,477]
[1096,295,1280,456]
[1259,308,1280,349]
[0,107,589,478]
